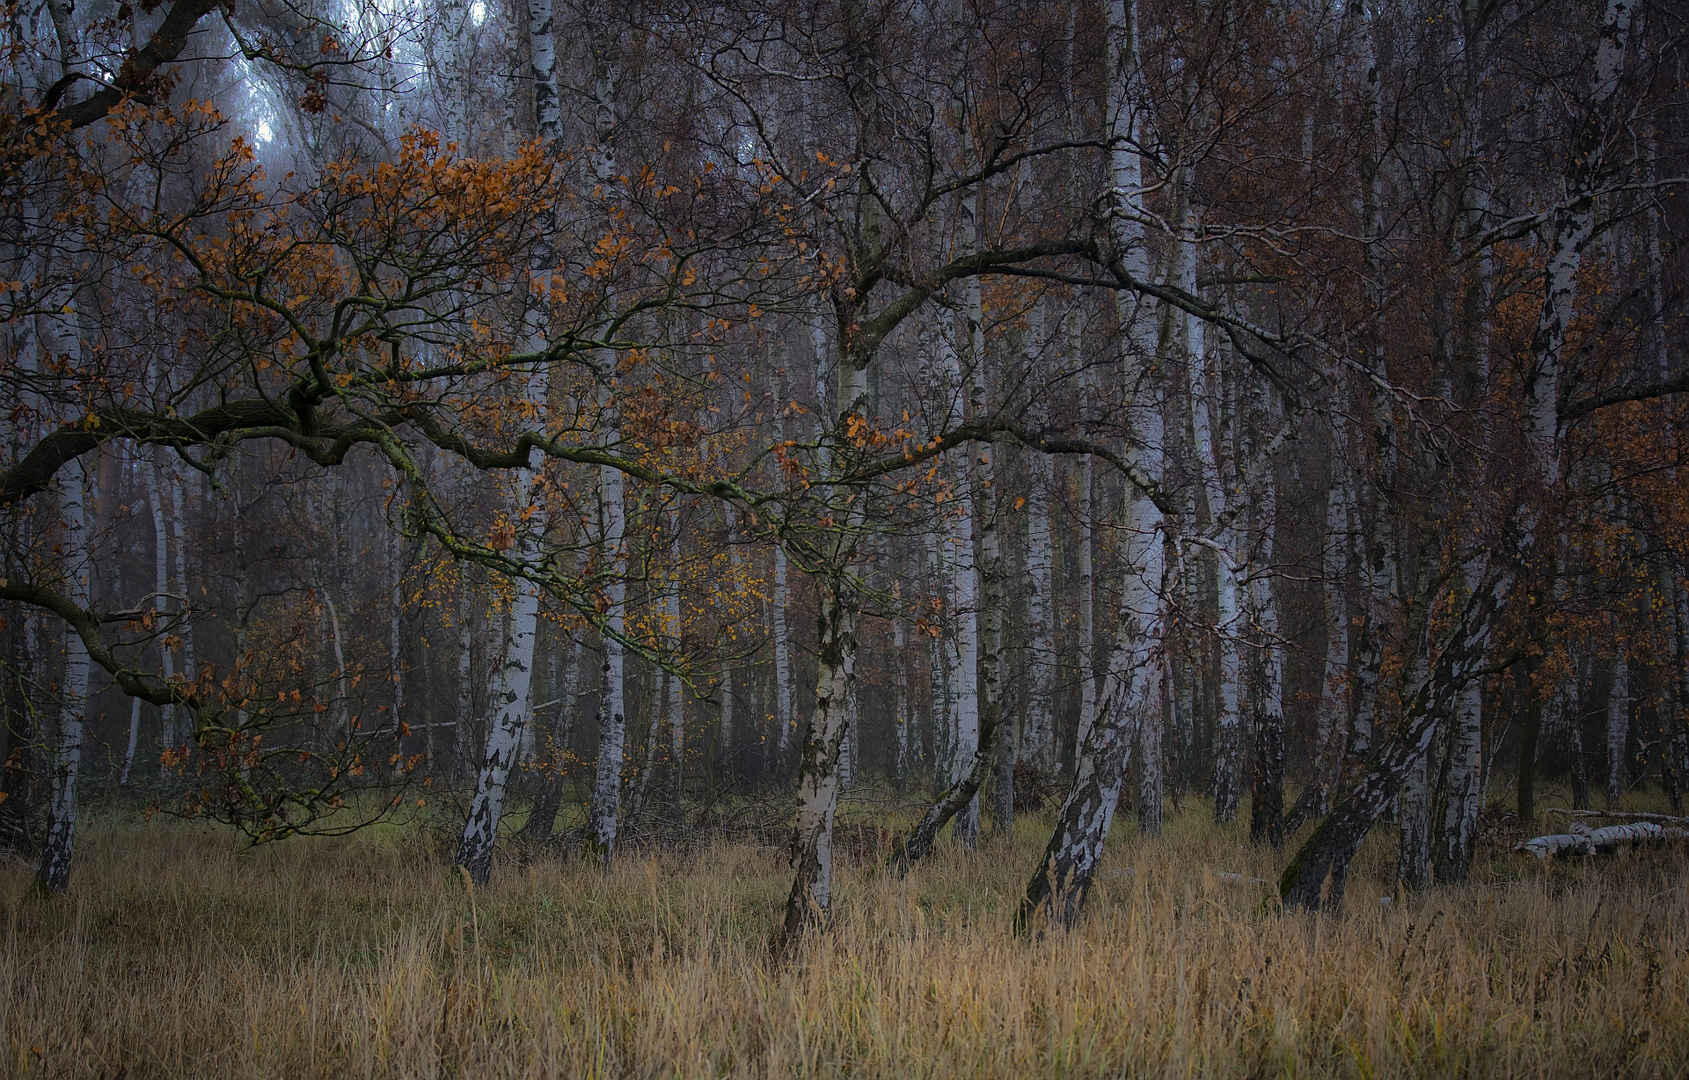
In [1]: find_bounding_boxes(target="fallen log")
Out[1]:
[1544,807,1689,827]
[1515,821,1688,859]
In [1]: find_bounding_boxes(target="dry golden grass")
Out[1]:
[3,799,1687,1079]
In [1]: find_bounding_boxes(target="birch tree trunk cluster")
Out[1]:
[0,0,1686,933]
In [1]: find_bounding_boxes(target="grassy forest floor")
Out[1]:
[3,792,1687,1079]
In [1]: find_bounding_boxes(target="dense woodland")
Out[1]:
[1,0,1686,943]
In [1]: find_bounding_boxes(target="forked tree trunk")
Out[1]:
[890,399,1008,862]
[1279,577,1501,910]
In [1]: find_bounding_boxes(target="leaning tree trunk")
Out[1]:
[1014,542,1161,932]
[888,355,1006,866]
[1430,683,1481,882]
[1430,642,1482,884]
[1014,0,1164,935]
[1279,576,1501,911]
[1396,745,1432,891]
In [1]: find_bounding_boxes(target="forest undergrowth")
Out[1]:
[2,795,1686,1079]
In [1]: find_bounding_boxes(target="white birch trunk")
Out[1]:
[939,306,981,842]
[587,460,628,857]
[1433,665,1482,883]
[455,366,547,882]
[390,528,405,743]
[1347,0,1395,784]
[165,453,194,749]
[925,530,948,780]
[132,449,176,784]
[1607,655,1629,807]
[457,4,557,863]
[525,0,561,147]
[40,458,90,892]
[1397,747,1432,889]
[1525,0,1632,485]
[1075,414,1097,752]
[773,538,793,756]
[666,527,684,815]
[1020,0,1164,927]
[581,34,631,858]
[1315,462,1353,802]
[1189,328,1241,821]
[322,587,348,732]
[893,618,910,784]
[453,586,475,783]
[1025,305,1056,772]
[782,360,869,935]
[718,661,733,780]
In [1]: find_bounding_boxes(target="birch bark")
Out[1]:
[938,306,982,844]
[1018,0,1165,928]
[454,383,547,884]
[1607,655,1629,807]
[1023,308,1057,772]
[585,49,631,861]
[132,449,175,784]
[38,458,90,893]
[780,358,869,936]
[772,538,793,758]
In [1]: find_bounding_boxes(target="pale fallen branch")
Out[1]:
[1515,821,1688,859]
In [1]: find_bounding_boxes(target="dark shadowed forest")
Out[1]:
[3,0,1688,1075]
